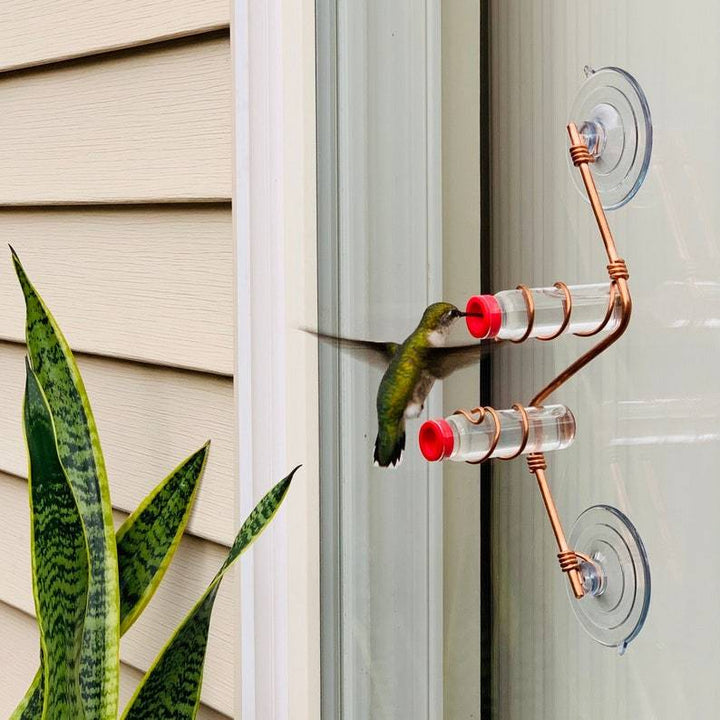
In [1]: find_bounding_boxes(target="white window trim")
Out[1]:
[233,1,320,718]
[316,1,445,716]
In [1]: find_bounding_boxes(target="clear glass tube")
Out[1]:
[465,283,621,341]
[419,404,576,463]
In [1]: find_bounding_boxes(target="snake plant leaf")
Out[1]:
[12,443,211,719]
[122,467,299,720]
[10,674,43,720]
[23,361,89,719]
[117,442,210,633]
[12,248,120,719]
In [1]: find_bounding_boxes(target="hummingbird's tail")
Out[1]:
[373,426,406,468]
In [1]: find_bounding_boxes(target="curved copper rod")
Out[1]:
[525,123,634,599]
[530,123,632,407]
[451,123,634,601]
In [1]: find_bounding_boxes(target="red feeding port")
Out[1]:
[465,294,501,339]
[419,418,455,461]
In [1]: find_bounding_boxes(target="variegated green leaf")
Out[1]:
[122,468,299,720]
[117,442,210,633]
[13,443,211,719]
[12,249,119,719]
[10,672,43,720]
[24,361,89,719]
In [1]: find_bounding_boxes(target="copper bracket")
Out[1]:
[455,123,632,599]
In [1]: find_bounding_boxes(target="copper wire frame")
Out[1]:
[453,123,633,600]
[511,280,620,342]
[451,403,530,464]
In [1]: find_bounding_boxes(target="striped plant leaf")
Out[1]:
[122,467,299,719]
[24,361,89,719]
[13,443,211,719]
[9,675,43,720]
[117,442,210,633]
[13,249,120,719]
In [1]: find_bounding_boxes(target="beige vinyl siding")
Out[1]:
[0,603,230,720]
[0,206,233,374]
[0,0,229,72]
[0,343,236,546]
[0,36,231,205]
[0,10,237,718]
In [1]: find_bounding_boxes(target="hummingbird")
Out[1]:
[308,302,495,467]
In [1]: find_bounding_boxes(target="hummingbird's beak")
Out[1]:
[457,311,484,318]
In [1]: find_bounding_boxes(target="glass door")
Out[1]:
[490,2,720,718]
[318,1,713,718]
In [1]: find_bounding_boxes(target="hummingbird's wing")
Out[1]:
[303,328,399,369]
[427,341,502,379]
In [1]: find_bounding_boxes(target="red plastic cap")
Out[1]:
[419,419,455,462]
[465,295,502,339]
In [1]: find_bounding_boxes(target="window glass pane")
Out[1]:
[317,1,485,717]
[489,2,720,717]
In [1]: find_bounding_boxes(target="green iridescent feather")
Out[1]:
[122,468,298,720]
[24,361,89,720]
[11,248,120,719]
[12,443,211,719]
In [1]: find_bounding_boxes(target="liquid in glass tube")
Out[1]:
[465,283,620,341]
[419,404,576,463]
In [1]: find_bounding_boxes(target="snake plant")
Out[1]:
[8,249,297,719]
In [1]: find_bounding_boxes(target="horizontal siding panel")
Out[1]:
[0,206,233,374]
[0,35,231,204]
[0,342,236,545]
[0,603,230,720]
[0,1,229,72]
[0,473,237,715]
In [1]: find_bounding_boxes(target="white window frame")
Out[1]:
[233,1,320,718]
[315,1,445,717]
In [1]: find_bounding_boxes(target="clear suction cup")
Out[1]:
[569,66,653,210]
[567,505,651,654]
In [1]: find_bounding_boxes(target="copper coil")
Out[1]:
[504,403,530,459]
[453,406,512,465]
[452,406,485,425]
[526,452,547,473]
[573,551,593,565]
[453,407,487,463]
[557,550,581,574]
[538,282,572,341]
[573,281,619,338]
[569,142,594,167]
[607,258,630,280]
[483,407,502,459]
[511,280,619,343]
[510,285,535,343]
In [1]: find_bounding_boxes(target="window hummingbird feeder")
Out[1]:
[419,67,653,654]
